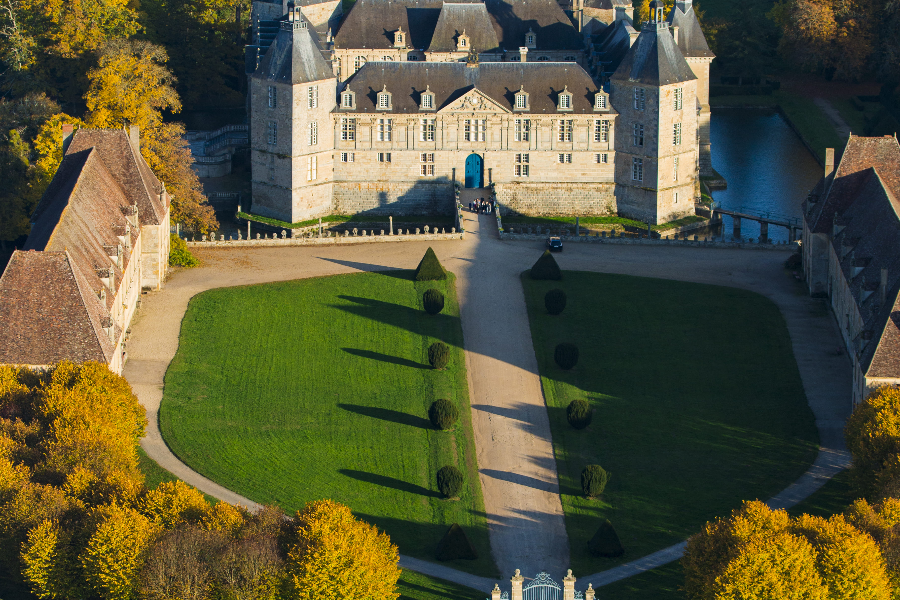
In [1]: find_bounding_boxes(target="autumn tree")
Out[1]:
[283,500,400,600]
[84,39,217,233]
[845,386,900,497]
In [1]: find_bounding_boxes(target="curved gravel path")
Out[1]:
[124,210,851,593]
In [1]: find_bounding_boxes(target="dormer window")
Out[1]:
[594,93,607,110]
[525,28,536,49]
[514,86,529,111]
[394,28,406,49]
[420,86,435,110]
[558,86,572,111]
[341,88,356,109]
[377,85,392,110]
[457,30,470,51]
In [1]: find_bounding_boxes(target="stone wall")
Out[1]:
[332,180,455,215]
[185,229,464,248]
[494,181,617,215]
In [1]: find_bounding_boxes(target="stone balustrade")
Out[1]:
[185,228,463,248]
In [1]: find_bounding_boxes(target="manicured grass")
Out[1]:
[160,272,496,577]
[787,469,856,519]
[522,271,819,575]
[397,570,485,600]
[138,447,179,489]
[237,212,455,230]
[502,215,646,230]
[596,562,685,600]
[236,212,352,229]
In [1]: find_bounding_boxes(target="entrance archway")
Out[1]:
[464,154,483,188]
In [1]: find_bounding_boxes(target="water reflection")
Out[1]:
[708,109,823,243]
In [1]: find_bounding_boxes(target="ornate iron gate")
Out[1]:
[522,573,561,600]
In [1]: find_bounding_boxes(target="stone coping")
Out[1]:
[186,231,464,248]
[499,231,797,251]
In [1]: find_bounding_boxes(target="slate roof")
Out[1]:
[0,250,119,366]
[428,3,500,52]
[666,0,713,58]
[62,129,168,226]
[583,0,631,10]
[333,0,583,51]
[593,18,637,75]
[806,135,900,234]
[253,16,335,84]
[341,61,601,113]
[610,21,696,85]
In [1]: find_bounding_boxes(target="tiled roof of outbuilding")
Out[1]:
[0,250,119,366]
[428,3,500,52]
[666,1,714,58]
[610,21,696,85]
[341,61,601,113]
[63,128,168,226]
[253,16,335,84]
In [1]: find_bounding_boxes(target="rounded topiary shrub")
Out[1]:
[429,399,459,430]
[423,289,445,315]
[567,399,592,429]
[437,465,464,498]
[581,465,609,498]
[428,342,450,370]
[588,520,624,557]
[545,289,567,315]
[554,343,579,370]
[530,250,562,280]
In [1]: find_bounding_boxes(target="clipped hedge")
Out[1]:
[567,399,592,429]
[415,247,447,281]
[554,343,579,370]
[545,289,567,315]
[169,234,199,267]
[437,466,464,498]
[436,523,479,561]
[581,465,609,498]
[429,399,459,430]
[428,342,450,370]
[530,250,561,280]
[423,289,445,315]
[588,520,624,557]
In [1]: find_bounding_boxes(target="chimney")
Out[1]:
[519,46,528,62]
[881,268,889,305]
[825,147,835,179]
[129,125,140,151]
[672,24,679,43]
[615,5,626,21]
[62,123,75,153]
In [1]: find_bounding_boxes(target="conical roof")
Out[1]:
[667,0,714,58]
[253,14,334,84]
[610,21,696,86]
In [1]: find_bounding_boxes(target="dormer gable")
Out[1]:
[557,86,573,111]
[420,85,436,111]
[376,85,392,110]
[593,90,609,111]
[341,87,356,109]
[525,28,536,49]
[514,86,529,111]
[394,27,407,49]
[457,30,470,52]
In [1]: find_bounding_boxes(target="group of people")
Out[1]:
[469,198,495,214]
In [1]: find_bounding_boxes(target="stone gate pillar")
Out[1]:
[511,570,524,600]
[563,570,576,600]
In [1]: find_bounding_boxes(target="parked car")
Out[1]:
[547,236,563,252]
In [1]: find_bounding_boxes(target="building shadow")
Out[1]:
[338,403,432,429]
[342,347,428,369]
[339,469,441,498]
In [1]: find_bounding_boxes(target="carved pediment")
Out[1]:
[439,88,509,114]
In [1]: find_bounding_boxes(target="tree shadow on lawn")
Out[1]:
[338,403,433,429]
[340,469,442,498]
[316,258,413,279]
[480,469,560,494]
[342,348,429,369]
[334,295,461,347]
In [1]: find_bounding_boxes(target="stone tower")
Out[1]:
[667,0,714,176]
[249,7,336,223]
[611,0,699,225]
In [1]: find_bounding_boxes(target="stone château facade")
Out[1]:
[247,0,712,224]
[0,126,171,375]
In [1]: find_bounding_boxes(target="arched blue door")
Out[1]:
[464,154,483,188]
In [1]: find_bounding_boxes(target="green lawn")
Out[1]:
[160,272,496,577]
[787,469,856,519]
[138,447,179,489]
[598,562,685,600]
[522,271,819,575]
[397,571,485,600]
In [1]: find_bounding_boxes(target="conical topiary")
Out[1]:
[436,523,479,561]
[530,250,561,280]
[588,520,624,557]
[415,247,447,281]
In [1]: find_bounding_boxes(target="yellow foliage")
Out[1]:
[713,532,827,600]
[32,113,85,182]
[81,504,159,600]
[34,0,139,58]
[21,519,85,600]
[84,39,180,131]
[140,480,210,529]
[844,387,900,495]
[284,500,400,600]
[203,501,248,535]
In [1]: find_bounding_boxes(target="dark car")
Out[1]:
[547,236,563,252]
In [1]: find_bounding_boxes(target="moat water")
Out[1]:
[707,108,824,243]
